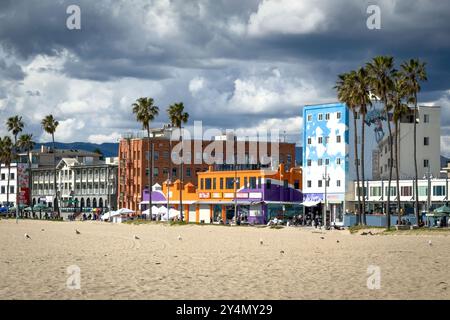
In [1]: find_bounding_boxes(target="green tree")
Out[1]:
[132,97,159,214]
[401,59,427,226]
[366,56,395,229]
[41,115,59,216]
[167,102,189,221]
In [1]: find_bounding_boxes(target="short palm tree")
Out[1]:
[41,115,59,215]
[388,72,410,216]
[18,134,35,208]
[401,59,427,226]
[6,115,24,218]
[335,72,362,223]
[132,97,159,214]
[0,136,13,211]
[366,56,395,229]
[167,102,189,221]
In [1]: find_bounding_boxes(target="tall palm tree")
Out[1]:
[18,134,35,209]
[6,115,24,219]
[401,59,427,226]
[366,56,395,229]
[352,68,372,225]
[41,115,59,216]
[389,72,410,217]
[167,102,189,222]
[0,136,13,212]
[335,72,362,224]
[132,97,159,215]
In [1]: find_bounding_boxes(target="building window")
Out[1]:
[424,114,429,123]
[325,113,330,120]
[336,158,341,165]
[200,178,204,190]
[424,137,429,146]
[307,159,312,167]
[294,180,300,189]
[370,186,381,197]
[1,186,4,194]
[154,151,159,160]
[384,186,397,197]
[318,180,323,188]
[172,167,177,177]
[205,178,212,190]
[186,167,191,177]
[162,167,169,176]
[318,137,323,144]
[10,186,14,194]
[325,158,330,166]
[307,137,312,145]
[433,185,446,196]
[10,173,15,180]
[423,159,429,168]
[266,179,271,189]
[318,113,323,121]
[307,180,312,188]
[1,173,5,180]
[153,168,159,177]
[325,136,329,144]
[213,178,217,189]
[226,177,234,189]
[307,114,312,122]
[220,177,224,189]
[318,159,323,166]
[337,112,341,119]
[419,186,428,197]
[336,135,341,143]
[401,186,412,197]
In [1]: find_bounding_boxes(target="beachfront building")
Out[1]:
[31,157,118,217]
[302,102,442,226]
[0,163,29,209]
[140,164,302,224]
[118,128,296,212]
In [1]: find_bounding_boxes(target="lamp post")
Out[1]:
[423,169,433,215]
[233,154,238,225]
[163,124,173,222]
[322,165,330,228]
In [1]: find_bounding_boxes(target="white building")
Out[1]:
[0,164,18,208]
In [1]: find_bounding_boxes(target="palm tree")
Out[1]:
[352,68,372,225]
[335,72,362,224]
[389,72,410,217]
[41,115,59,216]
[0,136,13,212]
[18,134,35,209]
[366,56,395,229]
[401,59,427,226]
[132,97,159,215]
[6,115,24,219]
[167,102,189,221]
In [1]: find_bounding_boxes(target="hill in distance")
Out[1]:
[35,142,119,158]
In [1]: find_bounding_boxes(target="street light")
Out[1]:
[322,165,330,228]
[423,170,433,214]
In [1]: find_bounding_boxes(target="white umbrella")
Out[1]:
[116,208,134,215]
[162,208,180,220]
[143,206,161,216]
[101,211,116,220]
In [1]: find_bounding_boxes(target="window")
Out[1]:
[153,151,159,160]
[337,112,341,119]
[325,158,330,166]
[325,136,329,144]
[172,167,177,177]
[307,159,312,167]
[294,180,300,189]
[200,178,204,190]
[336,135,341,143]
[318,159,323,166]
[318,113,323,121]
[10,173,15,180]
[433,185,446,196]
[213,178,216,189]
[153,168,159,177]
[163,151,169,158]
[318,180,323,188]
[357,187,368,197]
[226,177,234,189]
[258,177,262,188]
[186,167,191,177]
[424,114,429,123]
[249,177,257,189]
[163,167,169,176]
[244,177,248,188]
[266,179,271,189]
[424,137,429,146]
[370,186,382,197]
[307,137,312,145]
[384,186,396,197]
[205,178,212,190]
[10,186,14,194]
[1,173,4,180]
[423,159,429,168]
[307,180,312,188]
[318,137,323,144]
[1,186,4,194]
[220,178,224,189]
[336,158,341,165]
[336,180,341,187]
[325,180,330,187]
[307,114,312,122]
[419,186,428,197]
[325,113,330,120]
[401,186,412,197]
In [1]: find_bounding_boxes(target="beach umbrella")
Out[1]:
[116,208,134,215]
[433,205,450,215]
[33,203,50,211]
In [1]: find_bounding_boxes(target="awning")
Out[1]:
[301,201,320,207]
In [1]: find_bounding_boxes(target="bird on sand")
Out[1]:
[259,238,263,245]
[336,240,340,243]
[428,240,432,246]
[280,250,285,254]
[41,229,45,232]
[178,235,182,240]
[134,235,140,240]
[75,229,81,235]
[320,236,325,240]
[24,233,31,239]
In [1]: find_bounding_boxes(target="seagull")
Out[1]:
[336,240,340,243]
[280,250,285,254]
[24,233,31,239]
[259,238,263,245]
[41,229,45,232]
[320,236,325,240]
[75,229,81,235]
[134,235,140,240]
[178,235,182,241]
[428,240,432,246]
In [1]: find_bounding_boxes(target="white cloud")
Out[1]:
[247,0,327,37]
[189,77,205,94]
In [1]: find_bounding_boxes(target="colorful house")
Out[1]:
[140,164,302,224]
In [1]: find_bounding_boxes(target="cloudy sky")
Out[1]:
[0,0,449,153]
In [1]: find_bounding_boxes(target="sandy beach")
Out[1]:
[0,219,449,300]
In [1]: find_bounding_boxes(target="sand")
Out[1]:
[0,219,449,300]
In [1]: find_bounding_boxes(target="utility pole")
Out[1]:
[322,165,330,228]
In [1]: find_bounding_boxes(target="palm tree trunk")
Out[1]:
[14,136,19,220]
[179,128,183,222]
[413,98,419,225]
[52,133,59,217]
[353,110,362,225]
[7,163,10,213]
[27,149,33,211]
[386,109,393,229]
[147,129,152,219]
[395,120,401,219]
[361,110,366,225]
